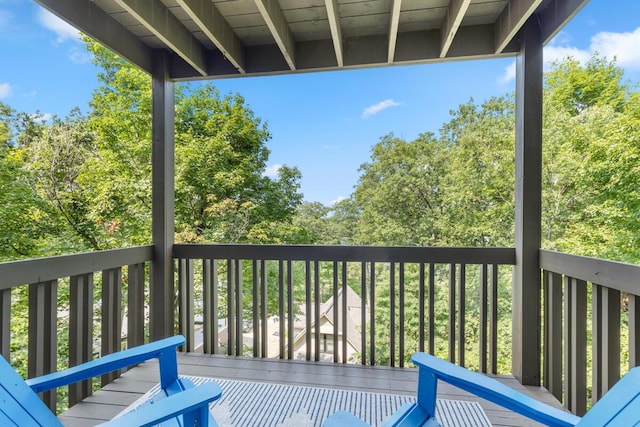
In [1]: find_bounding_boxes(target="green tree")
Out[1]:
[437,97,515,247]
[354,132,447,246]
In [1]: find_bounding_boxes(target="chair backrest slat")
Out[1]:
[0,357,62,426]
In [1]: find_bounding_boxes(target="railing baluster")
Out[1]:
[630,294,640,369]
[1,288,10,360]
[127,262,145,348]
[428,263,435,355]
[564,275,573,410]
[341,261,348,364]
[254,259,261,358]
[544,271,563,401]
[69,273,93,406]
[260,260,267,358]
[458,264,466,367]
[235,259,243,357]
[565,277,587,416]
[369,262,376,365]
[286,260,293,360]
[332,261,339,363]
[28,280,57,411]
[227,259,236,356]
[592,284,602,402]
[479,264,488,373]
[361,262,367,365]
[101,268,122,386]
[399,263,405,367]
[203,259,219,354]
[418,263,425,353]
[489,264,498,374]
[278,260,284,359]
[448,263,456,363]
[390,262,396,367]
[314,261,320,362]
[592,284,620,403]
[178,258,195,352]
[305,260,312,361]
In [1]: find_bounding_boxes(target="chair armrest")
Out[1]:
[26,336,185,393]
[98,381,222,427]
[411,353,580,427]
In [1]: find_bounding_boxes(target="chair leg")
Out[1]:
[182,405,212,427]
[417,367,438,418]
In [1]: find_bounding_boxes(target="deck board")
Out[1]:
[58,353,565,426]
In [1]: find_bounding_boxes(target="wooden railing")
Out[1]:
[0,246,153,411]
[540,249,640,416]
[12,244,639,416]
[173,244,516,372]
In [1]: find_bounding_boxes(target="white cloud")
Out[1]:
[498,26,640,84]
[69,46,93,64]
[591,28,640,70]
[264,164,282,178]
[0,10,11,30]
[544,45,591,65]
[498,61,516,86]
[30,112,52,123]
[362,99,401,119]
[37,8,79,43]
[0,82,11,98]
[329,196,346,206]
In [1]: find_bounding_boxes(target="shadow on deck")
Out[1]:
[59,353,564,427]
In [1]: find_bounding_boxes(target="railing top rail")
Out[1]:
[540,249,640,295]
[173,244,516,265]
[0,245,153,290]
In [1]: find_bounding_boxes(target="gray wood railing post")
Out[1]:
[28,280,57,411]
[69,273,94,406]
[0,288,10,360]
[150,50,175,341]
[513,17,543,386]
[101,268,122,386]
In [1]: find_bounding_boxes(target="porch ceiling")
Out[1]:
[35,0,588,81]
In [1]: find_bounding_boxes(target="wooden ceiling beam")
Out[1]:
[324,0,344,67]
[537,0,591,44]
[113,0,208,76]
[176,0,246,74]
[388,0,403,63]
[440,0,471,58]
[494,0,544,54]
[254,0,296,70]
[34,0,153,73]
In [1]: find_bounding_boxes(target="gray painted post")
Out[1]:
[150,50,175,341]
[512,18,543,386]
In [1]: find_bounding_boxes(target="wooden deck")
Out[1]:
[58,353,566,426]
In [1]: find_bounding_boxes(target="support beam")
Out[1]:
[440,0,471,58]
[537,0,591,44]
[150,50,176,341]
[324,0,344,67]
[176,0,246,74]
[114,0,208,76]
[388,0,402,63]
[35,0,152,73]
[255,0,296,70]
[494,0,543,54]
[512,17,543,386]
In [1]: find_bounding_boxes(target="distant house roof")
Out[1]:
[292,285,365,354]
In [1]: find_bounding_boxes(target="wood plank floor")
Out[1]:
[58,354,565,426]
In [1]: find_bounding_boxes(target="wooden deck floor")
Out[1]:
[59,353,565,426]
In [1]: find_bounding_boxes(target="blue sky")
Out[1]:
[2,0,640,205]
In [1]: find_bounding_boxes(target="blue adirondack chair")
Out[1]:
[324,352,640,426]
[1,335,222,426]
